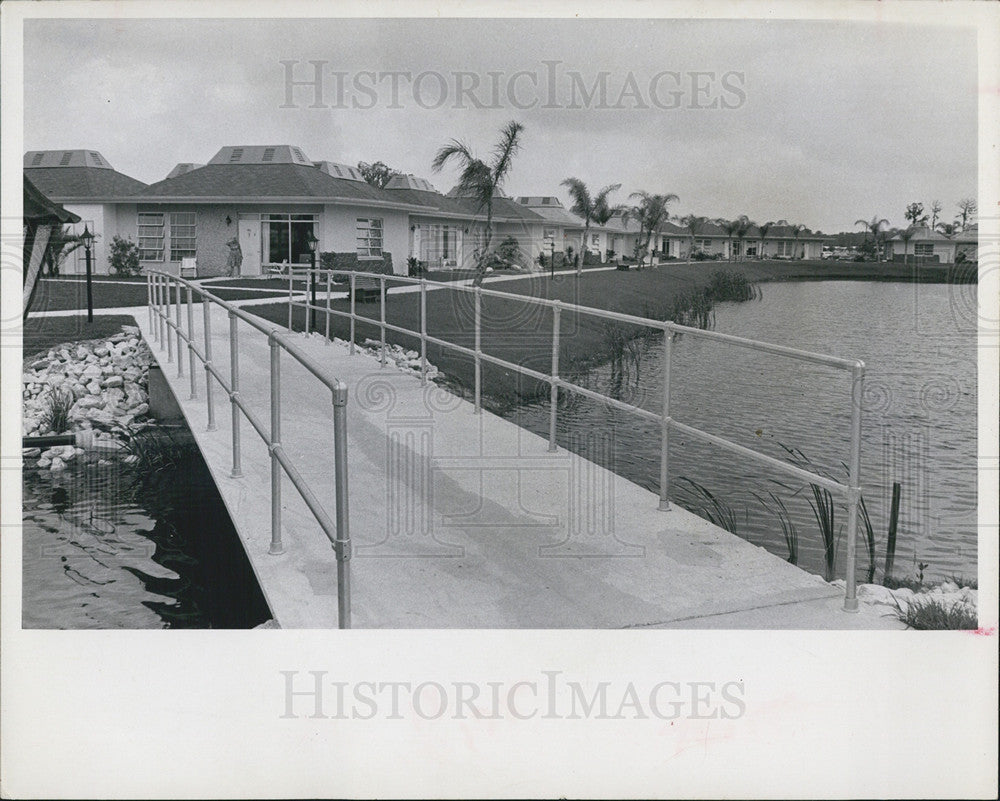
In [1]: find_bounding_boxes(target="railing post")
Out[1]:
[203,295,216,431]
[379,274,386,368]
[147,274,153,332]
[349,272,356,355]
[268,334,284,555]
[548,302,561,452]
[659,323,674,511]
[324,271,331,345]
[474,286,482,414]
[166,278,174,363]
[186,284,197,399]
[151,274,160,344]
[332,381,352,629]
[228,311,242,478]
[844,360,866,611]
[420,278,428,385]
[157,275,165,348]
[287,269,293,333]
[175,279,184,378]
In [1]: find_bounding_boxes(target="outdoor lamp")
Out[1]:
[307,231,319,331]
[81,224,95,323]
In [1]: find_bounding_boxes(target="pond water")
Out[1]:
[501,281,978,584]
[22,428,271,629]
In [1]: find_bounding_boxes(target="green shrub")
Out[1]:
[494,236,522,266]
[40,388,74,434]
[109,235,141,276]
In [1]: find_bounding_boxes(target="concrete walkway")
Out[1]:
[135,301,902,629]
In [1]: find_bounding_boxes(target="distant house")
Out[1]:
[24,150,147,275]
[886,226,957,264]
[954,225,978,263]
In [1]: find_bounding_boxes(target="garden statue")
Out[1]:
[225,236,242,277]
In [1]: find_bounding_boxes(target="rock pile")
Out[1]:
[22,325,155,469]
[833,579,979,620]
[360,338,440,378]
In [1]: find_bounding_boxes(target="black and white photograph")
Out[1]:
[2,1,997,798]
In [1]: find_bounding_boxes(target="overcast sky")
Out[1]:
[24,17,978,233]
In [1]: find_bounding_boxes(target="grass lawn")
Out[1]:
[22,314,140,360]
[28,279,294,312]
[243,259,977,404]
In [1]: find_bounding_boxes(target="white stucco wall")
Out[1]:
[322,204,409,274]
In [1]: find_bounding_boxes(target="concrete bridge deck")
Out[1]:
[135,302,900,629]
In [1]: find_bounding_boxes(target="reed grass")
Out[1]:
[676,477,743,536]
[893,596,978,630]
[39,388,74,435]
[752,490,799,565]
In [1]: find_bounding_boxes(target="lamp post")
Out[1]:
[549,240,555,280]
[81,224,95,323]
[307,231,319,331]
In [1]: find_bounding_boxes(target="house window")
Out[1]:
[137,212,164,261]
[914,243,934,256]
[31,153,44,166]
[356,217,383,258]
[169,212,197,261]
[59,152,73,166]
[262,147,276,162]
[543,228,557,241]
[262,214,316,265]
[229,148,244,162]
[696,238,713,250]
[592,234,600,245]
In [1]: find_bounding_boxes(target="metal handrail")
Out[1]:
[289,267,866,612]
[146,271,352,628]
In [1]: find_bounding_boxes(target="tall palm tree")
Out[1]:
[790,223,807,259]
[718,218,740,260]
[757,221,775,260]
[680,214,708,259]
[628,192,679,269]
[734,216,755,261]
[855,215,889,262]
[432,120,525,286]
[897,227,916,267]
[562,178,621,276]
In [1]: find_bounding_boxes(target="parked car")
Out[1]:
[821,246,835,260]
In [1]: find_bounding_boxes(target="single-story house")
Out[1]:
[24,150,148,275]
[886,226,957,264]
[954,225,978,263]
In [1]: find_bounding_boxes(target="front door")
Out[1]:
[238,215,261,276]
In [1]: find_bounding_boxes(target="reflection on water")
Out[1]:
[503,281,978,583]
[22,429,271,629]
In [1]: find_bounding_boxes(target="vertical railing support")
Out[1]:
[843,359,866,611]
[268,334,284,556]
[420,278,428,385]
[324,271,331,345]
[548,302,561,452]
[175,280,184,378]
[147,274,153,332]
[287,270,294,333]
[157,275,165,348]
[332,381,352,629]
[379,274,387,368]
[228,311,243,478]
[658,324,674,511]
[186,284,197,399]
[474,286,482,414]
[166,278,174,363]
[203,295,216,431]
[349,272,357,355]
